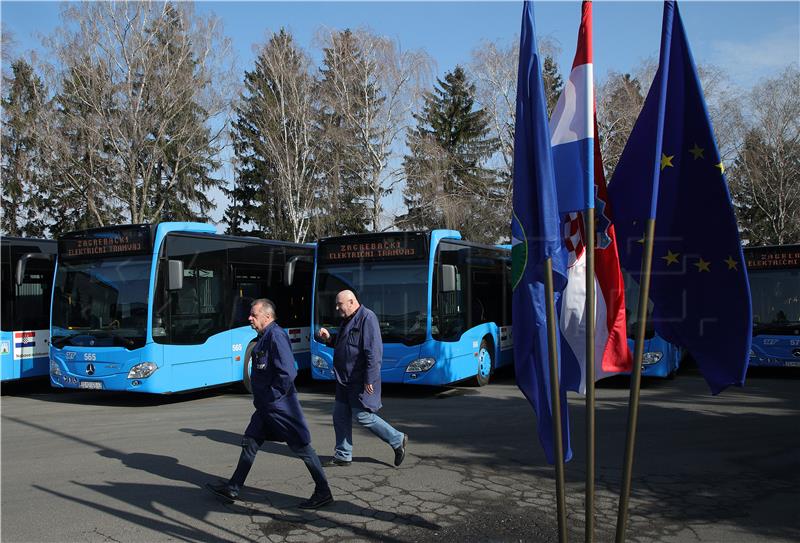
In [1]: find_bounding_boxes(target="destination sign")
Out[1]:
[319,233,427,264]
[59,225,153,260]
[745,245,800,270]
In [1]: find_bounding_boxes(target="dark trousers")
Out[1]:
[228,436,329,495]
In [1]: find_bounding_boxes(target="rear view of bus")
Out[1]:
[745,245,800,368]
[49,222,313,393]
[1,238,56,382]
[310,230,512,386]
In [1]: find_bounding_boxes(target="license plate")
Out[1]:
[79,381,103,390]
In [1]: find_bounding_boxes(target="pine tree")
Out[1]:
[227,29,320,241]
[402,66,498,241]
[314,29,373,237]
[542,55,564,117]
[146,4,222,223]
[1,60,47,236]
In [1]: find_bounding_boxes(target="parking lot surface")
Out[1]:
[2,366,799,542]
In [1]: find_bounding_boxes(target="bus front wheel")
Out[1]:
[242,341,256,394]
[474,338,493,387]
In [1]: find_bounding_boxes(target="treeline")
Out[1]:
[2,2,798,244]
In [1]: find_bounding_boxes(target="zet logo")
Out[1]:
[511,213,527,290]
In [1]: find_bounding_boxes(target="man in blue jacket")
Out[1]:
[207,299,332,509]
[317,289,408,467]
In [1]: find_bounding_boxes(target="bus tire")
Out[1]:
[242,341,257,394]
[473,337,493,387]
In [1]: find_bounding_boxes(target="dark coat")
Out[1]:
[245,322,311,448]
[330,305,383,412]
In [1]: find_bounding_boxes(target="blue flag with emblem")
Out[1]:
[512,0,572,464]
[608,0,752,394]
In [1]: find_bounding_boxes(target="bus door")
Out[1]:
[155,235,232,389]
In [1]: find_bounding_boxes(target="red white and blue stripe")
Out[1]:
[549,0,594,214]
[551,0,632,394]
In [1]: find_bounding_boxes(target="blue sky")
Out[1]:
[2,1,798,226]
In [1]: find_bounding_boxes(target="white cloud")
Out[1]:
[709,23,800,87]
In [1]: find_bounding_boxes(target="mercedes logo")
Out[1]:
[792,349,800,358]
[86,363,95,375]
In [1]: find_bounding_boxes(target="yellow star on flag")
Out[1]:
[689,143,704,160]
[662,250,680,266]
[715,161,725,174]
[661,153,674,170]
[694,258,710,272]
[724,256,738,270]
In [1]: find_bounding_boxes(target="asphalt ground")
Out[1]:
[1,363,799,543]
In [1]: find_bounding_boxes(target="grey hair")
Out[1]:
[251,298,276,318]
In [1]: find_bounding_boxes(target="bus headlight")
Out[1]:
[642,352,663,366]
[406,358,435,373]
[749,349,756,358]
[50,359,62,376]
[312,355,328,369]
[128,362,157,379]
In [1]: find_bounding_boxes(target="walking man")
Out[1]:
[317,289,408,467]
[206,299,333,509]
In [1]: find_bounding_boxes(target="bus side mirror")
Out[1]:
[285,255,312,286]
[15,253,53,286]
[441,264,457,292]
[167,260,184,290]
[285,258,297,287]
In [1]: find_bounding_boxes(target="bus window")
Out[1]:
[155,236,227,345]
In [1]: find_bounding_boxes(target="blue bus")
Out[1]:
[622,271,683,378]
[310,230,512,386]
[1,237,57,382]
[745,244,800,368]
[48,223,314,393]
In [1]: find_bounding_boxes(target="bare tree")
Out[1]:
[468,37,561,219]
[316,27,431,232]
[729,65,800,245]
[40,1,234,226]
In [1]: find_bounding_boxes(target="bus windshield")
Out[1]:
[52,255,152,349]
[315,261,428,345]
[749,267,800,332]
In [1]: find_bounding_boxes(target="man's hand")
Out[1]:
[317,328,330,341]
[364,383,374,395]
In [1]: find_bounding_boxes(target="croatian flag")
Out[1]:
[550,0,632,393]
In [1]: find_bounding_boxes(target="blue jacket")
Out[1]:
[330,305,383,412]
[246,322,311,447]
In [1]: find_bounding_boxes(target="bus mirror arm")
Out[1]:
[167,259,184,290]
[15,253,54,287]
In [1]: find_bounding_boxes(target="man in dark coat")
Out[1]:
[206,299,332,509]
[317,289,408,467]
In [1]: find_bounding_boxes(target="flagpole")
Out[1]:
[615,3,674,540]
[584,207,596,543]
[544,257,568,543]
[615,219,655,542]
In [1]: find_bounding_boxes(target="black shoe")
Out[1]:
[205,482,237,504]
[393,434,408,467]
[324,457,351,467]
[297,490,334,509]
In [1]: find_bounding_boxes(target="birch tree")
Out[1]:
[316,28,431,232]
[230,29,319,242]
[729,66,800,245]
[41,1,233,226]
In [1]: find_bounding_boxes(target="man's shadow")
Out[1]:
[180,427,392,466]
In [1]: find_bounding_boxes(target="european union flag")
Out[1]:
[512,0,572,464]
[608,0,752,394]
